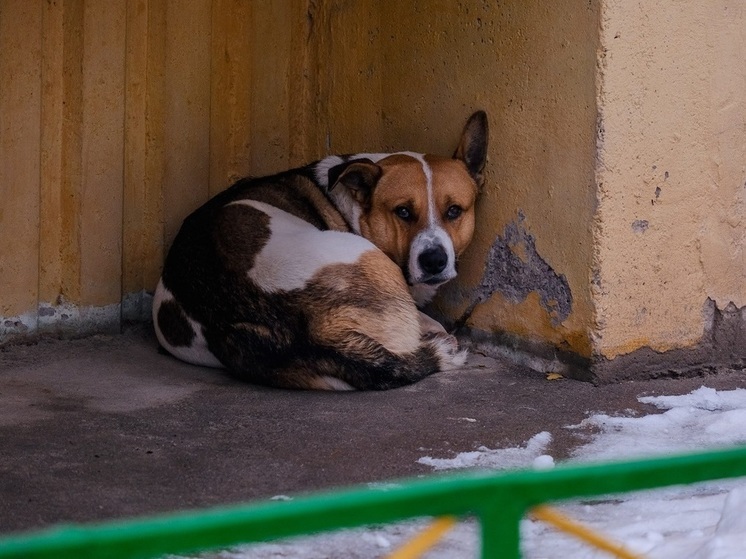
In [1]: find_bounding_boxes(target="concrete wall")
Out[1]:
[420,1,600,374]
[1,0,744,382]
[0,0,299,340]
[591,0,746,379]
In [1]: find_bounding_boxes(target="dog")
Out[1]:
[153,111,488,390]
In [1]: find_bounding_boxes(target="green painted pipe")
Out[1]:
[1,446,745,559]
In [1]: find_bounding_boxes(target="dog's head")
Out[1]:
[317,111,488,305]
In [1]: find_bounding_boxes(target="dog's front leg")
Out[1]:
[418,311,448,337]
[417,311,467,371]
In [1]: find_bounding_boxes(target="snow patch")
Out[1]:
[568,387,746,462]
[417,431,552,471]
[269,495,292,502]
[532,454,555,470]
[175,387,746,559]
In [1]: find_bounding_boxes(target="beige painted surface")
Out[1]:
[209,0,252,194]
[291,1,600,358]
[382,1,599,357]
[700,2,746,310]
[80,1,126,308]
[0,1,42,326]
[593,0,746,360]
[39,0,67,310]
[162,0,212,249]
[0,0,744,377]
[123,0,159,312]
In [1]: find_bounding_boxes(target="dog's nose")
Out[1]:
[418,246,448,275]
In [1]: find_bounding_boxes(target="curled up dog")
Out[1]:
[153,111,489,390]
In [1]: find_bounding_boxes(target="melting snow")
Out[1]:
[176,387,746,558]
[417,431,552,471]
[567,387,746,462]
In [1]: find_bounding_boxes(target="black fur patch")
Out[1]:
[204,309,442,391]
[213,203,271,273]
[157,300,195,347]
[454,110,489,186]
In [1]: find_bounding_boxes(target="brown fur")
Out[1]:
[154,111,489,390]
[357,156,478,269]
[305,251,422,357]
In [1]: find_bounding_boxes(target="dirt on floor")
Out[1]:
[1,325,744,535]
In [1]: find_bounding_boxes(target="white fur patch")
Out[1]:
[153,279,224,368]
[410,283,439,307]
[230,200,376,293]
[319,376,356,391]
[429,334,468,371]
[313,155,345,187]
[407,226,458,288]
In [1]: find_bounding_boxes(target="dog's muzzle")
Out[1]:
[408,228,457,287]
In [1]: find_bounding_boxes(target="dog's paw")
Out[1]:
[425,332,468,371]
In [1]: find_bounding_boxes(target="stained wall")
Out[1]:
[1,0,744,382]
[592,0,746,379]
[0,0,300,339]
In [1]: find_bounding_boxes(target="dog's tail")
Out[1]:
[302,330,467,391]
[209,328,466,390]
[210,322,466,391]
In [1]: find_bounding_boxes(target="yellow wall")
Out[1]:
[593,0,746,363]
[0,0,302,339]
[1,0,744,381]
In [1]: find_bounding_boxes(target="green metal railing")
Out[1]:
[2,446,746,559]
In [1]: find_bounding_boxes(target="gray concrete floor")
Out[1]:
[1,325,744,536]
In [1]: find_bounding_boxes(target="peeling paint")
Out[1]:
[122,290,154,322]
[37,300,120,339]
[593,298,746,383]
[0,291,155,345]
[631,219,649,234]
[706,298,746,356]
[0,311,36,340]
[454,211,573,330]
[1,300,121,345]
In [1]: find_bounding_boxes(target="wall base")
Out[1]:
[1,299,123,346]
[463,299,746,385]
[592,299,746,383]
[458,327,593,383]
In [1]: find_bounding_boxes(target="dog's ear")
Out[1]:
[328,159,383,206]
[454,110,489,190]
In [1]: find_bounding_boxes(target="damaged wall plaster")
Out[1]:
[0,291,151,346]
[453,212,572,331]
[1,299,120,346]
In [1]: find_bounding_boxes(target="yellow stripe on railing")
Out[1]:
[531,505,645,559]
[385,516,457,559]
[387,506,646,559]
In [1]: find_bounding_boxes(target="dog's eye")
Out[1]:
[394,206,412,221]
[445,205,463,220]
